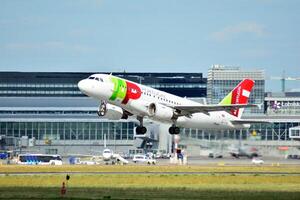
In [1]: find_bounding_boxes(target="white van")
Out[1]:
[132,154,156,165]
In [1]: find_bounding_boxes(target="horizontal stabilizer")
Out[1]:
[174,104,258,115]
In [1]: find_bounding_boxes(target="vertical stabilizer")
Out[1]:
[219,79,255,118]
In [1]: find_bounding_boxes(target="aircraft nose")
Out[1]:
[78,79,89,94]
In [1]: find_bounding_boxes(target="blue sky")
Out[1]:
[0,0,299,91]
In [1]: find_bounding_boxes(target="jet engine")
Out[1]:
[127,100,151,117]
[148,103,175,121]
[97,102,128,120]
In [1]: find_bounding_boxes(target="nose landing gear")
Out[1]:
[136,126,147,134]
[97,101,106,117]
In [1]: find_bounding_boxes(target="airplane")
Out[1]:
[78,73,260,135]
[100,134,128,164]
[70,135,128,165]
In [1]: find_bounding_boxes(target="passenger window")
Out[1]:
[100,78,103,82]
[95,77,100,81]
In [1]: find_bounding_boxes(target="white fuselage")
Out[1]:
[102,148,113,161]
[78,74,249,130]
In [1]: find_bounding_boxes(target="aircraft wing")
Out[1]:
[230,119,272,125]
[173,104,258,116]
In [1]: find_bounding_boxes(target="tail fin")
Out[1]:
[219,79,255,118]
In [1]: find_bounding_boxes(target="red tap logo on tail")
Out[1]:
[220,79,255,118]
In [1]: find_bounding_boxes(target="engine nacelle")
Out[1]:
[98,102,127,120]
[127,100,150,116]
[148,103,175,122]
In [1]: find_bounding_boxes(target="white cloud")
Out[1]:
[211,22,267,42]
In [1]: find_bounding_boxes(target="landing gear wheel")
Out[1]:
[136,126,147,135]
[136,116,147,135]
[141,126,147,134]
[169,126,180,135]
[97,101,106,117]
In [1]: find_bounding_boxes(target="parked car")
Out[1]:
[208,152,223,158]
[251,157,264,165]
[285,154,300,159]
[132,154,156,165]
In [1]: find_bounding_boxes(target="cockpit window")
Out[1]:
[95,77,104,82]
[88,76,104,82]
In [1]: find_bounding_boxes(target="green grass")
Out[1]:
[0,174,300,199]
[1,174,300,191]
[0,187,299,200]
[0,165,300,199]
[1,164,300,173]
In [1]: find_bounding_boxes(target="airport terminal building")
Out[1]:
[0,69,299,157]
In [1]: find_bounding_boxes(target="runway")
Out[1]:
[1,156,300,177]
[1,171,300,176]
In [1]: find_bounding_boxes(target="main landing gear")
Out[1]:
[135,116,180,135]
[135,116,147,135]
[168,125,180,135]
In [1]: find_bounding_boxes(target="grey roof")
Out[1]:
[0,97,98,107]
[0,117,135,123]
[243,115,300,122]
[265,97,300,101]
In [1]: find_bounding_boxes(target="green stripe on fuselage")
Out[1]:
[109,77,127,101]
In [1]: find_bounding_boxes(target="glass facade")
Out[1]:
[0,72,207,98]
[0,72,87,97]
[182,121,300,141]
[249,122,300,141]
[0,121,135,141]
[0,83,81,96]
[289,127,300,139]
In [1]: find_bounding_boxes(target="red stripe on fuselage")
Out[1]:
[122,81,142,104]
